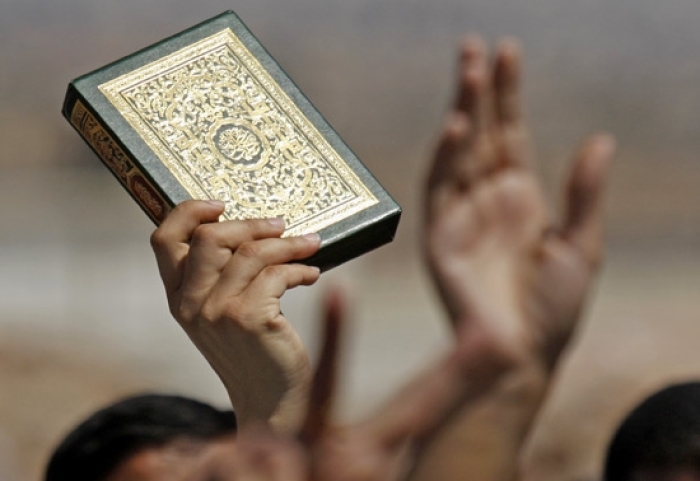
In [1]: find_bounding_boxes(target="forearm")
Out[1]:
[407,359,550,481]
[222,365,311,433]
[187,324,313,433]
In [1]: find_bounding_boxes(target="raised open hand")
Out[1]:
[423,37,615,369]
[150,200,322,430]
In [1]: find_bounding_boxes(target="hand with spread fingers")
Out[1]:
[150,200,322,431]
[415,36,616,481]
[423,35,615,372]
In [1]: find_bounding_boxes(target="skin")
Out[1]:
[150,203,322,431]
[231,285,522,481]
[412,36,615,481]
[103,288,517,481]
[105,436,240,481]
[148,34,615,481]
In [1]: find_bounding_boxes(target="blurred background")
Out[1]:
[1,0,700,480]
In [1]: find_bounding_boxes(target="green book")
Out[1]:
[62,10,401,271]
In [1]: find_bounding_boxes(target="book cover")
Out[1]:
[62,10,401,271]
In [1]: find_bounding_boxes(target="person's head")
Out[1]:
[604,382,700,481]
[45,393,237,481]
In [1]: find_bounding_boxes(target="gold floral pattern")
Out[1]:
[99,29,377,236]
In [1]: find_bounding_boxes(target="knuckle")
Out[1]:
[243,218,282,237]
[261,264,287,280]
[173,298,200,324]
[198,301,224,325]
[235,240,262,260]
[168,199,200,220]
[247,217,271,230]
[263,315,286,332]
[224,297,246,319]
[190,223,220,247]
[149,228,167,249]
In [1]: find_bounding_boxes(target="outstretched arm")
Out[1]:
[150,200,322,431]
[230,287,526,481]
[413,36,615,481]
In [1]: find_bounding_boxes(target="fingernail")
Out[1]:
[267,217,285,228]
[303,232,321,244]
[206,200,225,208]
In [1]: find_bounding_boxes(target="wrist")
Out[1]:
[223,357,312,433]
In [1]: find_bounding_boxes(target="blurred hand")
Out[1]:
[231,286,515,481]
[423,36,615,370]
[150,200,321,430]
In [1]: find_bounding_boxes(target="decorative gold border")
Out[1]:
[98,28,378,237]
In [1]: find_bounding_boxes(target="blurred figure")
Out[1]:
[40,286,518,481]
[44,394,237,481]
[412,35,614,481]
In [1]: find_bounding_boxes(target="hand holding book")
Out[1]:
[151,200,322,430]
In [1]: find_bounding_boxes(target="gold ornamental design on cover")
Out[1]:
[99,29,378,237]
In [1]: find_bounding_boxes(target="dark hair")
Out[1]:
[45,393,237,481]
[604,382,700,481]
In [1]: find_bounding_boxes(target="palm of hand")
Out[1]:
[423,38,614,367]
[427,165,595,367]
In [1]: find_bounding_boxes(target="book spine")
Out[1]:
[64,91,172,224]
